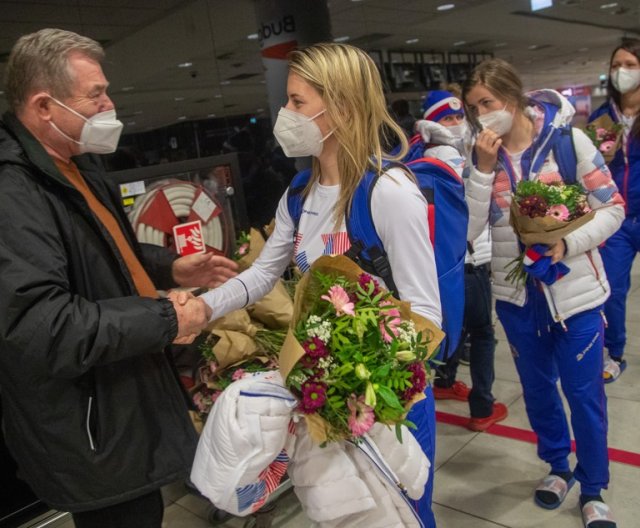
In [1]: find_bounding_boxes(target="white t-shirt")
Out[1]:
[201,167,442,326]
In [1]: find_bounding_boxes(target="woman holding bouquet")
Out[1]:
[200,43,442,527]
[463,58,624,527]
[588,38,640,383]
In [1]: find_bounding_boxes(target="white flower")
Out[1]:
[306,315,332,343]
[397,321,417,344]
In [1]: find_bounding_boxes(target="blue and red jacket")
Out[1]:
[589,101,640,217]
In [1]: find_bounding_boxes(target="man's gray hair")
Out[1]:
[5,28,104,112]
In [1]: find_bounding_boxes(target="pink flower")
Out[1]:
[232,368,245,381]
[321,285,355,316]
[595,127,607,140]
[546,204,570,221]
[599,140,615,154]
[299,381,327,414]
[379,301,402,343]
[358,273,381,296]
[303,337,329,358]
[237,243,249,256]
[347,395,375,436]
[402,362,427,401]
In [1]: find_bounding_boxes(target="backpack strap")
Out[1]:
[344,165,400,296]
[286,169,313,231]
[552,125,577,184]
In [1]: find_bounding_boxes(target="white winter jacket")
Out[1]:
[191,371,430,527]
[466,89,625,324]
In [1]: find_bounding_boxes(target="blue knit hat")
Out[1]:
[421,90,464,122]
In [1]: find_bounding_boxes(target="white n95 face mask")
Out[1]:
[273,107,332,158]
[611,67,640,94]
[447,122,469,141]
[478,105,514,137]
[49,96,123,154]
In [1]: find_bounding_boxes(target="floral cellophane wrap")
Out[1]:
[279,254,444,444]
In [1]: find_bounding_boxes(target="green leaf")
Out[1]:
[377,385,404,411]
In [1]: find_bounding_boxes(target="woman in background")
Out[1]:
[463,58,623,528]
[588,37,640,383]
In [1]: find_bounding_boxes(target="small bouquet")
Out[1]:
[506,180,595,285]
[585,114,623,163]
[232,230,251,261]
[279,255,444,444]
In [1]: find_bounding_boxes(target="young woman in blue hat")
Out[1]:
[416,89,507,432]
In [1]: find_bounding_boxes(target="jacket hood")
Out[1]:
[521,89,576,176]
[526,89,576,130]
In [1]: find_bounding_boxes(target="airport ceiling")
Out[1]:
[0,0,638,134]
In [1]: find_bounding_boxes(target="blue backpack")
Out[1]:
[287,157,468,361]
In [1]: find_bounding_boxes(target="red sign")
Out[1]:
[173,220,206,256]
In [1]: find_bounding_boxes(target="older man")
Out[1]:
[0,28,236,527]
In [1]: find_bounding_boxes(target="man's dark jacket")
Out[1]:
[0,113,199,512]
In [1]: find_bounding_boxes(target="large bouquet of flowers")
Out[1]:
[279,255,444,444]
[506,180,595,284]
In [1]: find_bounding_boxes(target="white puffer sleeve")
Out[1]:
[190,371,297,516]
[365,423,430,500]
[288,421,376,523]
[563,127,625,256]
[466,165,496,240]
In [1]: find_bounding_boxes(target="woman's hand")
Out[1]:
[474,129,502,173]
[544,240,566,264]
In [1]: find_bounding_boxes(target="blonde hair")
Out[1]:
[5,28,104,113]
[287,43,409,224]
[462,58,528,130]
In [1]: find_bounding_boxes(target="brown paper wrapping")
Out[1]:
[509,200,595,247]
[235,227,294,328]
[278,255,445,443]
[247,280,294,329]
[209,330,259,369]
[207,309,259,336]
[237,227,265,271]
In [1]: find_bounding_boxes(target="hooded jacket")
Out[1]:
[589,99,640,217]
[466,90,625,323]
[0,112,199,512]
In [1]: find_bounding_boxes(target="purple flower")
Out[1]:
[299,381,327,414]
[359,273,381,296]
[303,337,329,359]
[402,362,427,401]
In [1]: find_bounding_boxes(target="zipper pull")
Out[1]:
[600,310,608,328]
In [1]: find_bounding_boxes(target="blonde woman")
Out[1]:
[463,58,623,527]
[201,43,441,526]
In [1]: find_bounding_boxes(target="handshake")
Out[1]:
[167,290,212,345]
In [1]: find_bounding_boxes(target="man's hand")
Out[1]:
[474,129,502,173]
[172,252,238,289]
[168,290,212,344]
